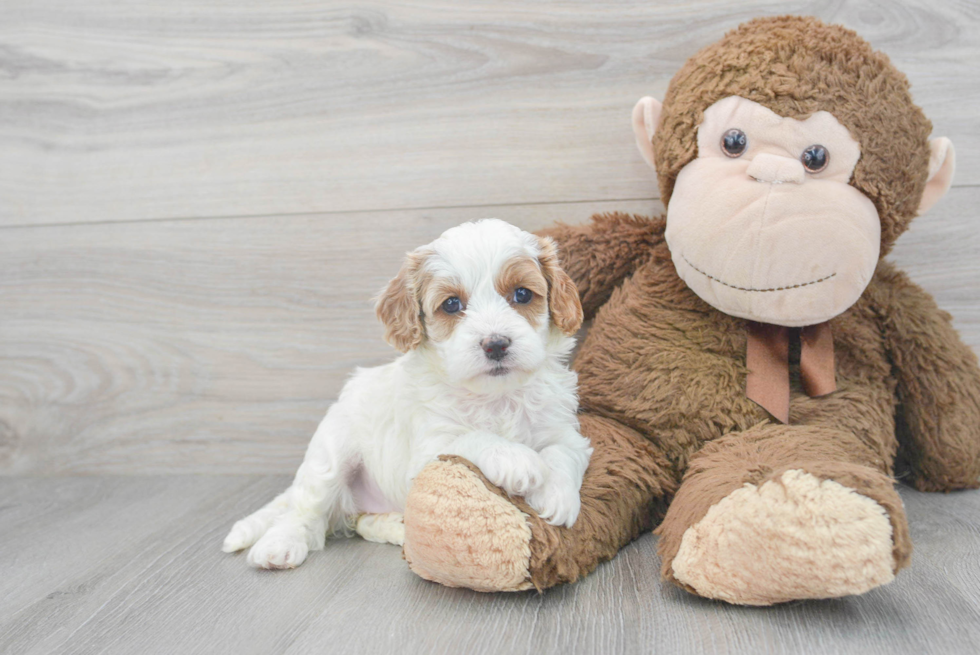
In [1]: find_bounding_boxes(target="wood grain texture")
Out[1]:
[0,199,656,475]
[2,189,978,476]
[1,0,978,226]
[1,2,978,651]
[0,476,977,655]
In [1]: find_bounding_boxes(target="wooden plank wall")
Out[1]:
[1,0,978,475]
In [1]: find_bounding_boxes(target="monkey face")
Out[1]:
[664,96,880,327]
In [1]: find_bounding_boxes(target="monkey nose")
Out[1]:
[481,335,511,361]
[746,153,805,184]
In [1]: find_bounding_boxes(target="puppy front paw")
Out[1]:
[524,477,581,528]
[476,443,548,497]
[223,518,265,553]
[247,528,310,570]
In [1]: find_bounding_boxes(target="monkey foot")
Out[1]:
[403,456,535,592]
[669,469,898,605]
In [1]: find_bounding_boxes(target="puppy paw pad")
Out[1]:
[247,533,310,570]
[525,481,581,528]
[479,446,546,497]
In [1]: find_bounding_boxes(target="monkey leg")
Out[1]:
[402,414,677,592]
[656,424,912,605]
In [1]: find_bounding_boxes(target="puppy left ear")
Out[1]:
[537,236,583,336]
[375,249,427,352]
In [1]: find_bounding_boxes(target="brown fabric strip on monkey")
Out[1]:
[746,321,837,423]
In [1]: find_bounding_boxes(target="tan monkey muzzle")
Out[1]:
[666,156,880,327]
[663,97,881,327]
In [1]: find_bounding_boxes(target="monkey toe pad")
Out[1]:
[671,469,896,605]
[403,457,534,592]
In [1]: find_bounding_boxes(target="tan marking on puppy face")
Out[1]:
[420,276,469,343]
[495,256,549,329]
[536,237,584,335]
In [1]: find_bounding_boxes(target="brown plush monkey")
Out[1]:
[399,16,980,604]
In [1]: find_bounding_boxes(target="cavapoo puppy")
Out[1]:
[223,219,593,569]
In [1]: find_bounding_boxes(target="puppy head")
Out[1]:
[375,219,582,388]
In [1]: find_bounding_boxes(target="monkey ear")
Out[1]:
[537,237,584,336]
[918,137,956,215]
[632,96,663,170]
[375,251,426,352]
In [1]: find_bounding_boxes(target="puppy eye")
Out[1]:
[441,297,462,314]
[801,145,829,172]
[721,129,747,158]
[513,288,533,304]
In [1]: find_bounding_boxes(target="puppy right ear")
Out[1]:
[537,236,584,336]
[375,250,427,352]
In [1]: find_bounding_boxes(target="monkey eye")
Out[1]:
[513,288,533,304]
[441,297,462,314]
[721,129,747,157]
[801,145,829,172]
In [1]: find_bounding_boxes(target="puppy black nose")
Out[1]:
[481,336,511,361]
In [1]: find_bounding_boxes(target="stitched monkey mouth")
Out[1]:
[681,255,836,293]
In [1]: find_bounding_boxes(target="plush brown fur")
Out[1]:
[538,214,662,319]
[400,16,980,603]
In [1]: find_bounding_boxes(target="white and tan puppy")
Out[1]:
[223,219,592,569]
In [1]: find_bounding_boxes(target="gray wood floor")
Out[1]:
[0,477,978,655]
[2,1,980,653]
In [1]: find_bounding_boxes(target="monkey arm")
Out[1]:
[537,212,665,319]
[873,262,980,491]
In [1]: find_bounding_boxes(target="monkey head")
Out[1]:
[632,16,956,327]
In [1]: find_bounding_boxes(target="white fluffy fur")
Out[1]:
[223,219,592,569]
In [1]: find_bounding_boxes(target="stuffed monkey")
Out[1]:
[399,16,980,604]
